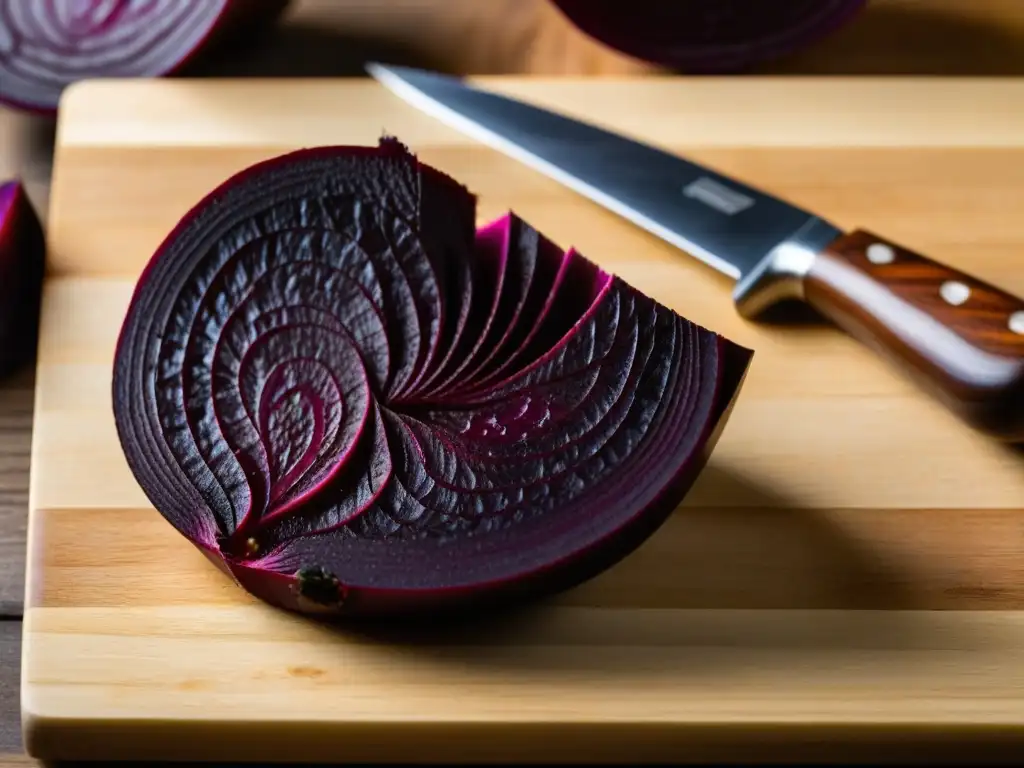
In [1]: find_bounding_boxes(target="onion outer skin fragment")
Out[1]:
[0,180,46,378]
[112,140,755,620]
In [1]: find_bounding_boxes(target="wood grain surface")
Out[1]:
[0,623,22,756]
[18,76,1024,764]
[0,371,31,617]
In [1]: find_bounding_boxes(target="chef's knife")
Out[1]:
[367,64,1024,442]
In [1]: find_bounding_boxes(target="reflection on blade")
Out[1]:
[368,63,841,281]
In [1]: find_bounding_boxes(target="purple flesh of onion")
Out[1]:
[551,0,868,72]
[0,180,46,378]
[0,0,290,114]
[112,139,754,619]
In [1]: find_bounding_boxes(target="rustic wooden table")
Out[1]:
[2,1,1024,764]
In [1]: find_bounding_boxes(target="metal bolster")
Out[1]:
[731,217,842,319]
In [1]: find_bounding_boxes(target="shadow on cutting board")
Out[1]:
[309,463,971,674]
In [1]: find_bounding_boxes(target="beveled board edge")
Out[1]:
[55,76,1024,149]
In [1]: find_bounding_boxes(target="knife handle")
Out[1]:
[801,229,1024,441]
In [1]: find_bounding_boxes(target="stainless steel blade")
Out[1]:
[367,63,841,285]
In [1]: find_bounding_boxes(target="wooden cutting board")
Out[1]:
[21,77,1024,764]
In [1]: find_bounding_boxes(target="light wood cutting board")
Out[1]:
[21,77,1024,764]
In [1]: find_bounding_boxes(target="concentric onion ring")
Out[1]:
[112,139,754,618]
[0,0,288,113]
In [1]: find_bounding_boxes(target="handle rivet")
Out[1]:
[939,281,971,306]
[866,243,895,264]
[1009,311,1024,335]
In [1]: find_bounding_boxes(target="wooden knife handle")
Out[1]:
[803,229,1024,441]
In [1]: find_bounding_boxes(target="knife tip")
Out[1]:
[365,62,462,86]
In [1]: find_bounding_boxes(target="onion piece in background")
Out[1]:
[0,0,290,114]
[550,0,868,72]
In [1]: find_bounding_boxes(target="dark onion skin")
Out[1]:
[0,180,46,379]
[0,0,290,114]
[112,139,754,620]
[551,0,867,72]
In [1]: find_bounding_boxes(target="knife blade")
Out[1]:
[367,64,1024,442]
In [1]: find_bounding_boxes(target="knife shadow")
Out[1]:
[746,298,825,327]
[741,300,1024,454]
[306,463,984,676]
[752,308,1024,455]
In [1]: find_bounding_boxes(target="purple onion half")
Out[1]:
[551,0,868,73]
[0,0,290,114]
[112,139,754,620]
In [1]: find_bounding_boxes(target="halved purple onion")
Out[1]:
[0,0,289,114]
[112,139,754,619]
[0,180,45,378]
[551,0,867,72]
